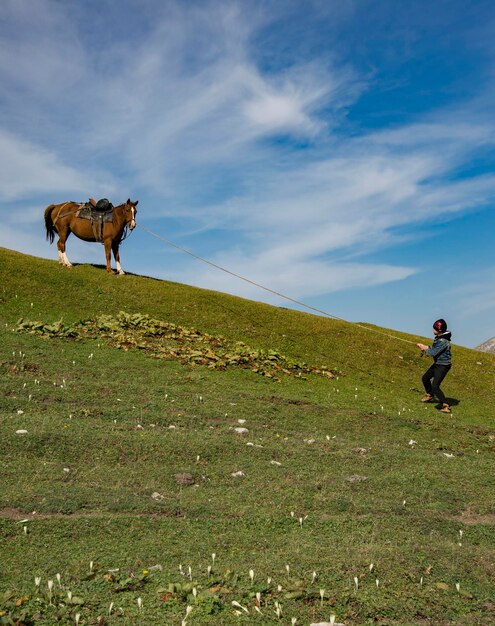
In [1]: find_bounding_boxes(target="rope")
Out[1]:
[136,222,417,346]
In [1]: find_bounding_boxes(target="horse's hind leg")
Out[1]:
[57,228,73,267]
[112,241,125,275]
[104,239,114,273]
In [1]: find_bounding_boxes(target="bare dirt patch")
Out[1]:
[0,507,185,520]
[0,507,30,520]
[453,507,495,525]
[263,395,315,407]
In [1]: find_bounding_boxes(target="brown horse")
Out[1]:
[44,199,138,274]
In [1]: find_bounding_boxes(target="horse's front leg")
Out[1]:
[57,229,73,267]
[104,240,114,273]
[112,241,125,275]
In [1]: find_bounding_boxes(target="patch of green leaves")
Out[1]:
[104,569,152,593]
[15,311,338,381]
[0,587,84,626]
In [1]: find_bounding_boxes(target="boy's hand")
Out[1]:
[417,343,428,351]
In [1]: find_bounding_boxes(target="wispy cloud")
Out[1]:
[0,130,115,202]
[168,109,495,299]
[450,267,495,318]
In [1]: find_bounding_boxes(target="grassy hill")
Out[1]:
[1,247,494,625]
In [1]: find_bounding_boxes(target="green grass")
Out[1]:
[1,247,494,625]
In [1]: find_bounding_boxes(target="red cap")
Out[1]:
[433,319,447,333]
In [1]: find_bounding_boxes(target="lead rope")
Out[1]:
[136,222,417,346]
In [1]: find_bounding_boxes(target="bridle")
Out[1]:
[118,202,137,242]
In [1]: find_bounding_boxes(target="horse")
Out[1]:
[44,199,138,274]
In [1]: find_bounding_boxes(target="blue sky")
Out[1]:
[1,0,494,348]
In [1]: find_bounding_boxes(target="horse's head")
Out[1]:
[123,199,138,230]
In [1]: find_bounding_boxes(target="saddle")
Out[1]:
[77,198,114,241]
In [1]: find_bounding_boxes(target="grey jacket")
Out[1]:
[425,332,452,365]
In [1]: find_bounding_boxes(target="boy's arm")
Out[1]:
[424,339,448,357]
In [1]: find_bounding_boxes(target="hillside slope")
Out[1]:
[2,246,494,414]
[1,247,495,625]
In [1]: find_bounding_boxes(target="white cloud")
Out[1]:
[0,131,109,202]
[450,268,495,318]
[169,251,415,305]
[241,64,330,135]
[183,118,495,249]
[0,224,50,260]
[244,91,315,131]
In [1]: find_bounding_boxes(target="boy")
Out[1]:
[417,319,452,413]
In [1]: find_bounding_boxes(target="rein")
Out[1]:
[114,204,134,242]
[120,224,131,242]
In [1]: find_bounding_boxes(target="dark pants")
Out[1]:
[422,364,451,404]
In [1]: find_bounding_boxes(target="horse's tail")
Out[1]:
[44,205,56,244]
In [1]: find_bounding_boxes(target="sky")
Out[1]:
[1,0,494,348]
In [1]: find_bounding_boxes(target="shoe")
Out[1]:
[440,403,451,413]
[421,393,434,402]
